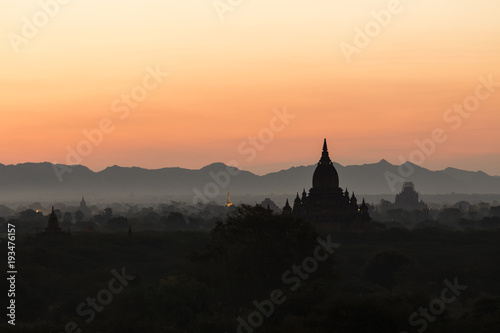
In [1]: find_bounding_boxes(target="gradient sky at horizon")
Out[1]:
[1,0,499,175]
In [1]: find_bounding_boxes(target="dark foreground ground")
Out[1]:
[2,207,500,332]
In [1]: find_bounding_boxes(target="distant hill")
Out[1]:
[0,161,499,203]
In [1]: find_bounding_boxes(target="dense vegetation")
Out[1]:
[1,205,500,332]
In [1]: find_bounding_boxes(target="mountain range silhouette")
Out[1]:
[0,160,498,203]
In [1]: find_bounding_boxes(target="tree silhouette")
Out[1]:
[438,208,463,222]
[63,212,72,224]
[54,209,63,221]
[19,209,44,222]
[74,210,85,222]
[103,207,113,220]
[363,249,413,289]
[192,204,320,304]
[105,216,129,231]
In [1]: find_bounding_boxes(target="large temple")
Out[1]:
[393,182,428,211]
[284,139,370,231]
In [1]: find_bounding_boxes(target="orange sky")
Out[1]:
[1,0,499,175]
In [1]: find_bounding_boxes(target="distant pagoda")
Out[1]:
[394,182,428,210]
[79,196,92,218]
[225,192,233,207]
[36,206,71,237]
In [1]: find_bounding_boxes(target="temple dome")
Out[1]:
[312,139,339,188]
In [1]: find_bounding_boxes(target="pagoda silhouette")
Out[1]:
[36,206,71,237]
[284,139,370,231]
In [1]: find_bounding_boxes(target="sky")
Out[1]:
[1,0,499,175]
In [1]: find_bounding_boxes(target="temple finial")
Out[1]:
[225,192,233,207]
[319,138,332,164]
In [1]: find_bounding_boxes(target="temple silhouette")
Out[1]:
[36,206,71,237]
[284,139,370,231]
[225,192,233,207]
[393,182,428,211]
[79,196,92,218]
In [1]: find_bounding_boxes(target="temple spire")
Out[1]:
[282,199,292,214]
[319,138,332,165]
[225,192,233,207]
